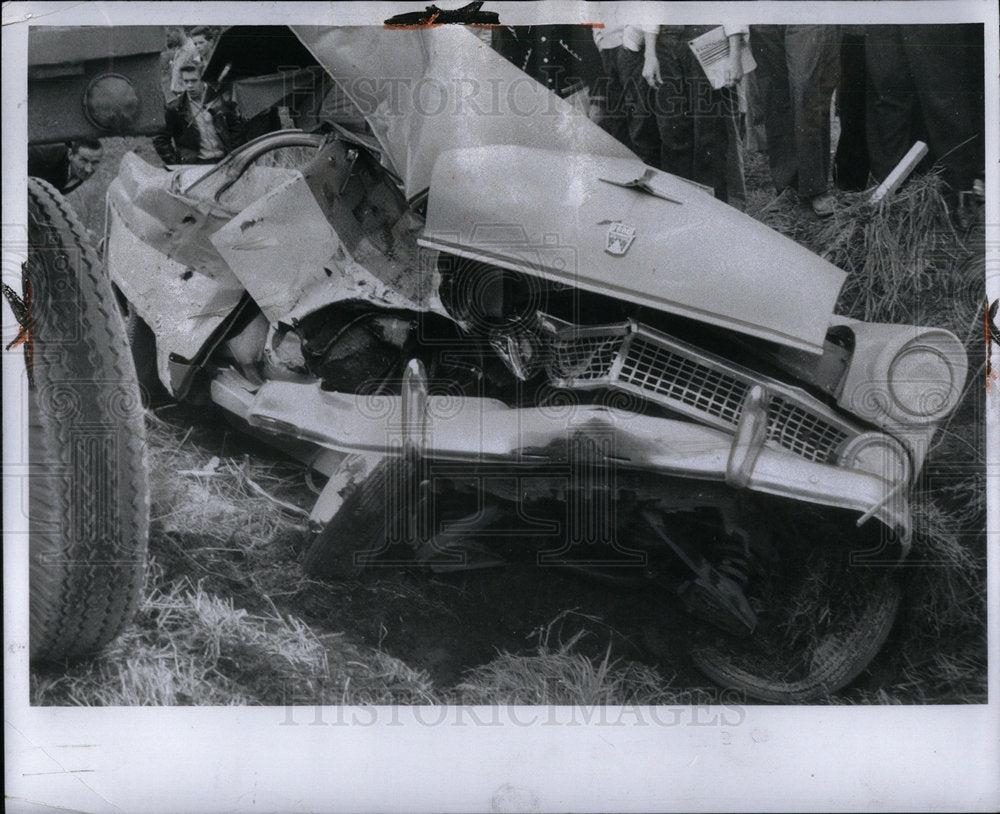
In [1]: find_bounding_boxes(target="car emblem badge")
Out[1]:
[605,222,636,256]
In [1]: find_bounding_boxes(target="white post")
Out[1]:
[869,141,929,203]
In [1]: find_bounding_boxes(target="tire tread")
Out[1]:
[27,177,150,662]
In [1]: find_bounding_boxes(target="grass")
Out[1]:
[751,168,984,331]
[449,613,712,705]
[748,161,987,704]
[31,573,438,706]
[32,408,438,706]
[28,136,988,706]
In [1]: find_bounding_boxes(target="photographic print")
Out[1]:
[4,2,998,812]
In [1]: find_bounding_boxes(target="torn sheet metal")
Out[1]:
[290,25,635,198]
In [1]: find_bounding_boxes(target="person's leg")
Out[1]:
[594,47,630,146]
[653,32,696,181]
[903,24,984,194]
[864,25,915,183]
[693,81,736,203]
[676,35,734,202]
[833,27,871,190]
[725,107,747,210]
[618,46,660,167]
[743,42,768,153]
[784,25,840,200]
[751,24,797,192]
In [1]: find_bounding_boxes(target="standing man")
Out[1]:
[750,25,841,216]
[187,26,215,62]
[28,139,103,194]
[153,60,243,166]
[167,26,216,98]
[160,27,187,102]
[864,24,984,208]
[590,22,659,166]
[492,25,605,117]
[642,24,747,204]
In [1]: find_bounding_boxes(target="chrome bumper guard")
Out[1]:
[211,370,912,553]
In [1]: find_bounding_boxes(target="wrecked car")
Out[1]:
[26,26,968,701]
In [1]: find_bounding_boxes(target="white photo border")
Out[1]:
[4,2,998,811]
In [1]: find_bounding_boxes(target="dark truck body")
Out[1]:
[28,25,167,145]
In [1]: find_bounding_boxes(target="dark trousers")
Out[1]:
[865,24,983,193]
[725,109,747,211]
[594,46,659,166]
[834,28,871,190]
[652,28,736,202]
[751,25,840,199]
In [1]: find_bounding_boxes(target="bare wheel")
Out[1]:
[26,177,150,662]
[690,529,901,703]
[303,454,420,579]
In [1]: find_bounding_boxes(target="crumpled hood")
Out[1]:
[289,25,635,198]
[421,146,847,354]
[288,25,845,352]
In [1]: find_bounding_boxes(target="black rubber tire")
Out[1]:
[303,455,419,579]
[689,540,901,704]
[27,177,150,662]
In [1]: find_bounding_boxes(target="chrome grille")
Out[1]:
[546,320,860,464]
[766,397,850,462]
[619,336,750,426]
[550,332,624,381]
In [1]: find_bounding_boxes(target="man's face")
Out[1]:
[68,146,102,182]
[180,69,202,94]
[191,35,210,57]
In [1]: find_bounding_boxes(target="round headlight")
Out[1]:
[840,433,911,484]
[84,73,139,132]
[888,343,959,419]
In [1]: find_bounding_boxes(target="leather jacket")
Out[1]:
[153,86,244,165]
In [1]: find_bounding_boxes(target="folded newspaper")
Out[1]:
[688,26,757,89]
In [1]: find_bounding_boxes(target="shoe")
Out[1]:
[810,192,837,218]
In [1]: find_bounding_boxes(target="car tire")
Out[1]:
[26,177,150,662]
[303,454,420,580]
[689,538,900,703]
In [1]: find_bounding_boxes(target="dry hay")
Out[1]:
[756,171,983,336]
[29,571,437,706]
[450,611,704,706]
[754,171,987,704]
[30,409,438,706]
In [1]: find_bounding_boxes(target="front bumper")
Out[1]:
[212,370,912,554]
